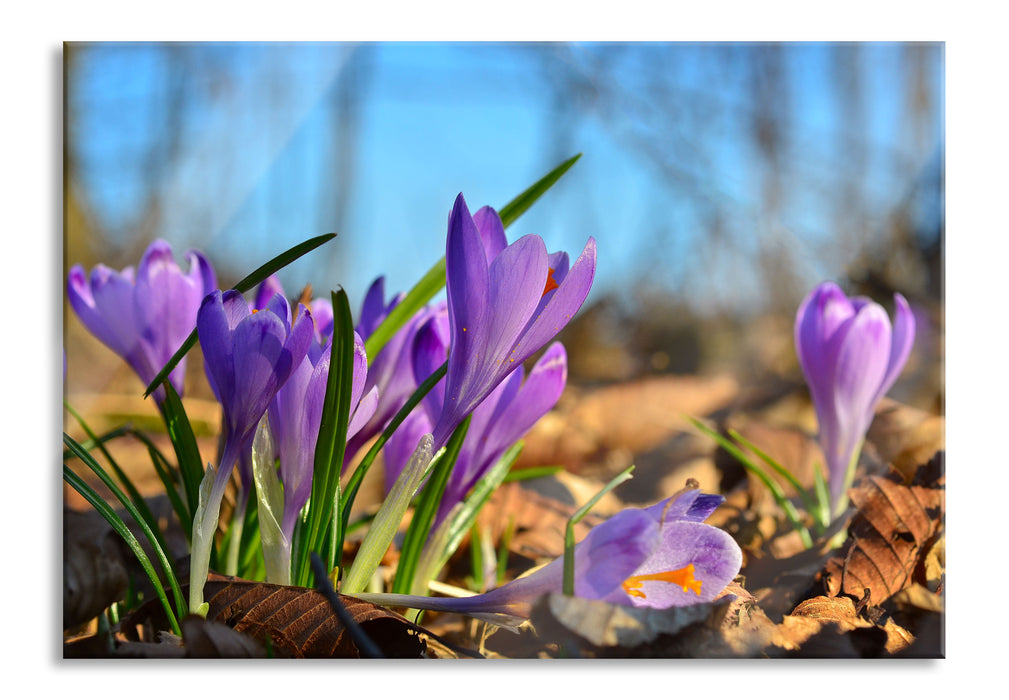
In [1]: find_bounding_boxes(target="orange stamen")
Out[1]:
[542,267,559,296]
[621,563,702,599]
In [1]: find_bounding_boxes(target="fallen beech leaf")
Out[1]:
[822,452,944,607]
[866,399,945,481]
[119,573,428,658]
[200,575,426,658]
[181,615,268,658]
[63,507,129,630]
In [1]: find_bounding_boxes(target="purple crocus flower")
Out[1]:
[356,489,742,625]
[384,299,568,530]
[190,289,313,610]
[268,328,378,547]
[795,282,915,516]
[66,238,216,402]
[430,194,596,450]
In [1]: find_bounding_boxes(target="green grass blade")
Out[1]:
[61,424,131,459]
[63,465,182,636]
[812,462,832,531]
[294,289,354,587]
[63,402,173,564]
[412,440,524,590]
[392,416,471,595]
[727,428,819,515]
[160,382,204,531]
[143,233,336,398]
[363,154,582,362]
[498,153,581,228]
[502,464,563,483]
[128,428,190,537]
[688,417,813,548]
[563,464,634,596]
[63,433,187,622]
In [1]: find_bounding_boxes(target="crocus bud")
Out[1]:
[794,282,915,516]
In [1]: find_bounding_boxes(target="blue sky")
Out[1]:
[67,42,944,316]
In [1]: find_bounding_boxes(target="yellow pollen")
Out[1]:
[542,267,559,296]
[621,563,702,599]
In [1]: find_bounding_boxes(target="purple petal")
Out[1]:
[254,275,285,311]
[197,291,240,405]
[643,489,725,525]
[828,303,892,501]
[624,520,743,607]
[472,205,508,262]
[874,292,916,404]
[475,509,657,610]
[348,385,380,441]
[383,409,433,494]
[508,237,597,366]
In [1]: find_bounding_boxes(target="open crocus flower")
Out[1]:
[795,282,915,516]
[384,298,568,531]
[189,289,313,612]
[430,193,596,449]
[66,238,216,403]
[354,489,743,628]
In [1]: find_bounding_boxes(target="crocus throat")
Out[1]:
[542,267,559,296]
[621,563,702,599]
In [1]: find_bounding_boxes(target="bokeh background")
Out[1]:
[63,41,944,428]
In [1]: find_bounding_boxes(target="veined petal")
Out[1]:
[828,303,892,501]
[383,409,433,494]
[625,520,743,607]
[254,275,285,311]
[86,264,142,360]
[197,291,241,405]
[509,237,596,366]
[472,205,508,262]
[875,292,916,403]
[230,310,291,435]
[643,489,725,525]
[795,282,854,403]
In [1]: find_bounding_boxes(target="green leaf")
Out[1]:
[294,289,355,587]
[410,440,525,591]
[63,402,173,561]
[393,416,471,595]
[63,433,187,623]
[563,464,634,596]
[502,464,564,483]
[341,434,434,594]
[143,232,336,398]
[127,428,190,540]
[727,428,819,515]
[498,153,581,228]
[159,382,204,532]
[63,465,182,636]
[363,153,582,362]
[688,417,813,549]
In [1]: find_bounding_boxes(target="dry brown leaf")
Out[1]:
[181,615,269,658]
[63,507,129,630]
[117,574,428,658]
[822,452,944,607]
[866,399,945,481]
